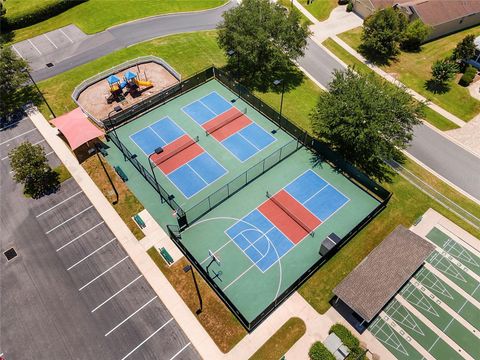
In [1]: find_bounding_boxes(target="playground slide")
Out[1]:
[135,79,153,87]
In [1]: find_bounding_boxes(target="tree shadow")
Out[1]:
[0,30,15,46]
[358,44,396,67]
[24,169,61,199]
[424,79,450,94]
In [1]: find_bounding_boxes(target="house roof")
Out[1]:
[369,0,480,26]
[333,225,435,322]
[51,108,104,150]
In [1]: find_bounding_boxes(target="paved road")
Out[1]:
[0,116,200,360]
[25,1,480,201]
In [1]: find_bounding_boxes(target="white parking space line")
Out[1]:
[0,128,37,146]
[67,238,116,271]
[105,296,158,336]
[120,318,174,360]
[56,221,104,251]
[91,274,142,312]
[45,205,93,234]
[59,28,74,43]
[36,190,83,217]
[79,255,129,291]
[44,34,58,48]
[11,45,24,60]
[28,39,42,55]
[170,342,191,360]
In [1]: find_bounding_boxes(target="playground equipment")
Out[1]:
[106,71,153,104]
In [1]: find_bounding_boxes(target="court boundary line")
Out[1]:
[181,97,217,125]
[434,224,480,258]
[198,91,232,117]
[128,116,179,156]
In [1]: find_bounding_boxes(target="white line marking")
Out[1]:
[0,128,37,145]
[67,238,116,270]
[0,119,22,130]
[56,221,104,251]
[45,205,94,234]
[120,318,174,360]
[186,163,208,185]
[105,296,157,336]
[44,34,57,48]
[79,256,129,291]
[28,39,42,55]
[36,190,83,217]
[91,274,142,312]
[237,131,261,150]
[169,342,191,360]
[45,151,54,157]
[12,45,24,59]
[223,264,255,291]
[59,28,73,43]
[200,240,233,265]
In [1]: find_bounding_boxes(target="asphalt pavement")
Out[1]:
[21,0,480,201]
[0,116,200,360]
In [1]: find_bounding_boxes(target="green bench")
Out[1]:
[133,214,146,229]
[160,247,174,265]
[114,166,128,182]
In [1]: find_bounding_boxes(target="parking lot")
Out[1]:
[0,115,200,360]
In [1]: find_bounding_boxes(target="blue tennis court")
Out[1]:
[225,170,350,272]
[129,117,228,199]
[182,91,276,162]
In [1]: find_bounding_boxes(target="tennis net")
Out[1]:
[205,108,247,136]
[266,191,315,236]
[153,136,199,165]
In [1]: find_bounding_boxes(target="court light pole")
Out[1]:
[183,264,203,315]
[107,105,122,141]
[148,146,164,184]
[22,67,56,118]
[227,49,239,80]
[273,79,285,129]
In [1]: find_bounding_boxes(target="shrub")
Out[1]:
[452,34,476,62]
[329,324,367,360]
[400,19,431,51]
[309,342,335,360]
[346,2,353,12]
[459,65,477,86]
[338,0,349,4]
[4,0,88,31]
[431,58,459,84]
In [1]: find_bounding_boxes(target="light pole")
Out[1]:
[107,105,122,141]
[183,264,203,315]
[273,79,285,129]
[148,146,164,185]
[95,144,118,204]
[23,67,56,118]
[227,49,239,80]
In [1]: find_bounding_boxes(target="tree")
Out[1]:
[9,142,60,198]
[217,0,310,91]
[452,34,476,61]
[400,19,431,52]
[310,67,423,182]
[430,58,458,85]
[0,46,30,117]
[360,7,408,64]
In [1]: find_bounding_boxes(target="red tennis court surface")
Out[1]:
[204,107,252,141]
[150,134,203,174]
[258,190,322,244]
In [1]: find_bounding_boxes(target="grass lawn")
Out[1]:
[249,317,306,360]
[5,0,59,20]
[277,0,313,26]
[53,163,72,183]
[147,247,246,352]
[322,37,460,131]
[337,26,480,121]
[297,0,337,21]
[7,0,226,44]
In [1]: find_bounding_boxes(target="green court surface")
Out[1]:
[369,318,423,360]
[383,300,463,360]
[400,283,480,358]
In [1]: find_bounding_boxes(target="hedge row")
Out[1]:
[3,0,88,31]
[459,65,477,87]
[309,342,335,360]
[329,324,366,360]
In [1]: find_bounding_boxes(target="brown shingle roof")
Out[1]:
[333,225,435,322]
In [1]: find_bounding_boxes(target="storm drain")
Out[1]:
[4,248,17,261]
[46,63,54,68]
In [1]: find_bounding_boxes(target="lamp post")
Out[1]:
[227,49,239,80]
[273,79,285,129]
[183,264,203,315]
[95,144,118,204]
[23,67,56,118]
[107,105,122,141]
[148,146,164,185]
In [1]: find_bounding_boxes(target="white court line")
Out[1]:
[223,264,255,291]
[36,190,83,217]
[28,39,42,55]
[169,342,191,360]
[44,34,58,48]
[45,151,54,156]
[105,296,157,336]
[45,205,93,234]
[12,44,24,59]
[91,274,142,312]
[59,28,73,43]
[68,238,116,270]
[200,240,233,265]
[56,221,104,251]
[79,256,129,291]
[237,131,261,151]
[0,128,37,146]
[186,163,208,185]
[120,318,174,360]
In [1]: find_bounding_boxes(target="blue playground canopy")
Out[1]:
[107,74,120,85]
[124,71,137,80]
